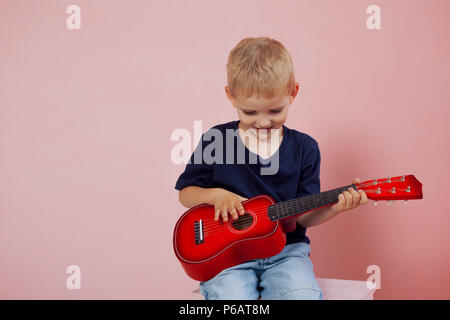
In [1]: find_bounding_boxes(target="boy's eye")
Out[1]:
[243,110,256,115]
[270,109,282,114]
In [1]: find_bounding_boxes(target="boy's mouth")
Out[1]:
[256,126,274,133]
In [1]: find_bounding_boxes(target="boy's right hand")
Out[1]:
[211,188,248,222]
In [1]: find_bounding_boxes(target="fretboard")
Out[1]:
[267,184,356,221]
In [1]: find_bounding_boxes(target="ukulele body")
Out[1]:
[173,195,286,282]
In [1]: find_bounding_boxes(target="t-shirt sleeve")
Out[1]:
[297,139,321,197]
[282,138,321,233]
[174,133,214,191]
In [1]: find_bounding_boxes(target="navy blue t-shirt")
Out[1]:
[174,120,321,245]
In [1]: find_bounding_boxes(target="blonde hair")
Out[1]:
[226,37,296,99]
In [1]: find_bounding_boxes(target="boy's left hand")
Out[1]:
[331,178,368,213]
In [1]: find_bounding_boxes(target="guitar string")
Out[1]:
[202,207,330,237]
[200,185,412,235]
[200,185,353,230]
[189,178,413,239]
[199,182,410,230]
[201,201,336,235]
[193,178,409,235]
[203,220,278,237]
[201,192,340,231]
[200,198,405,237]
[201,194,379,237]
[200,186,356,232]
[200,191,345,234]
[201,195,334,231]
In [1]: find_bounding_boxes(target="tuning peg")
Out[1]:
[387,200,396,205]
[387,177,391,183]
[404,200,408,205]
[401,175,405,181]
[374,201,378,207]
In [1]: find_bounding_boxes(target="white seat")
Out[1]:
[316,278,375,300]
[192,277,376,300]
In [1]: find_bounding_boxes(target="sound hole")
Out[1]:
[231,213,254,230]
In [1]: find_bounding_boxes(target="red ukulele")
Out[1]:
[173,174,423,281]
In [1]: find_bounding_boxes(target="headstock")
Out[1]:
[355,174,423,205]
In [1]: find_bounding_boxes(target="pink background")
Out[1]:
[1,0,449,299]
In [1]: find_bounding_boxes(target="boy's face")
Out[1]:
[225,82,299,139]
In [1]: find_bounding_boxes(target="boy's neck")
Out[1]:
[237,121,284,159]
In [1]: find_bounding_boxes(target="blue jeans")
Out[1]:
[199,242,322,300]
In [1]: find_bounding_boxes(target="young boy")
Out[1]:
[174,37,368,300]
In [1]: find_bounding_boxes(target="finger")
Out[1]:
[214,207,220,221]
[237,202,245,215]
[349,187,360,207]
[229,206,238,220]
[343,191,353,209]
[359,190,368,204]
[238,196,248,202]
[333,193,345,212]
[352,177,361,184]
[221,207,228,222]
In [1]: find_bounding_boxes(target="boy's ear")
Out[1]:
[225,86,237,107]
[289,82,300,104]
[225,86,232,99]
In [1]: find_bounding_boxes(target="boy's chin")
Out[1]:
[255,130,282,142]
[238,123,282,136]
[256,127,282,135]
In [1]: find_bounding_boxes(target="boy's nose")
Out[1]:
[255,119,272,128]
